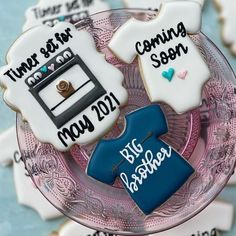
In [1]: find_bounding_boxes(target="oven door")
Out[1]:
[29,54,106,129]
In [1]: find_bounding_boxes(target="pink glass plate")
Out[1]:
[16,9,236,235]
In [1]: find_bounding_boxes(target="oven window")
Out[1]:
[38,65,95,117]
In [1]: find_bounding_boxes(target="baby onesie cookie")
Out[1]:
[23,0,110,31]
[0,23,128,151]
[152,201,233,236]
[109,1,210,114]
[50,221,117,236]
[87,105,194,215]
[214,0,236,55]
[0,126,62,220]
[124,0,205,11]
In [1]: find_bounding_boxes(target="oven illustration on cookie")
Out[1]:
[25,47,106,129]
[43,11,89,27]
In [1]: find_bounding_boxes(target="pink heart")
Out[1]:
[48,64,55,71]
[177,70,188,80]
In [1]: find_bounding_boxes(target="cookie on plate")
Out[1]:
[0,126,62,220]
[124,0,205,11]
[109,1,210,114]
[23,0,110,31]
[0,22,128,151]
[214,0,236,56]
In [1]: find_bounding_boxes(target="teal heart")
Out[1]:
[58,16,65,21]
[162,68,175,82]
[40,66,48,73]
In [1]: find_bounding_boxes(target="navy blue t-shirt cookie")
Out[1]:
[87,105,194,214]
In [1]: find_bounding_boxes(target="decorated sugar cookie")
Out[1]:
[152,201,233,236]
[214,0,236,55]
[51,221,118,236]
[87,105,194,214]
[0,127,62,220]
[0,23,128,151]
[23,0,110,31]
[124,0,205,11]
[109,1,210,114]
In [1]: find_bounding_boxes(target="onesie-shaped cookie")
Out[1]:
[124,0,205,11]
[0,126,62,220]
[214,0,236,55]
[23,0,110,31]
[87,105,194,214]
[0,23,128,151]
[109,1,210,114]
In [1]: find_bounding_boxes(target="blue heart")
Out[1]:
[40,66,48,73]
[58,16,65,21]
[162,68,175,82]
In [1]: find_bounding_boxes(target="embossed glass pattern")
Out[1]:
[16,9,236,235]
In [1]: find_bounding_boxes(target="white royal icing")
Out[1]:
[151,201,233,236]
[109,1,210,114]
[124,0,205,11]
[0,23,128,151]
[214,0,236,55]
[23,0,110,31]
[0,127,62,220]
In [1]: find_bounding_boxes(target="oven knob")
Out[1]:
[45,21,53,27]
[28,77,36,86]
[80,12,88,19]
[34,72,43,80]
[63,51,72,59]
[56,80,75,98]
[56,56,65,64]
[72,14,80,22]
[53,19,59,26]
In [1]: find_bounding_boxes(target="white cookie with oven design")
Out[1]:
[23,0,110,31]
[109,1,210,114]
[0,127,62,220]
[124,0,205,11]
[214,0,236,55]
[0,23,128,151]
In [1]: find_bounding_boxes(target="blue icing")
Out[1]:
[162,68,175,82]
[87,105,194,215]
[58,16,65,21]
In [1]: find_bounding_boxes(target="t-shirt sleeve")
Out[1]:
[108,18,138,64]
[165,1,202,34]
[87,142,117,185]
